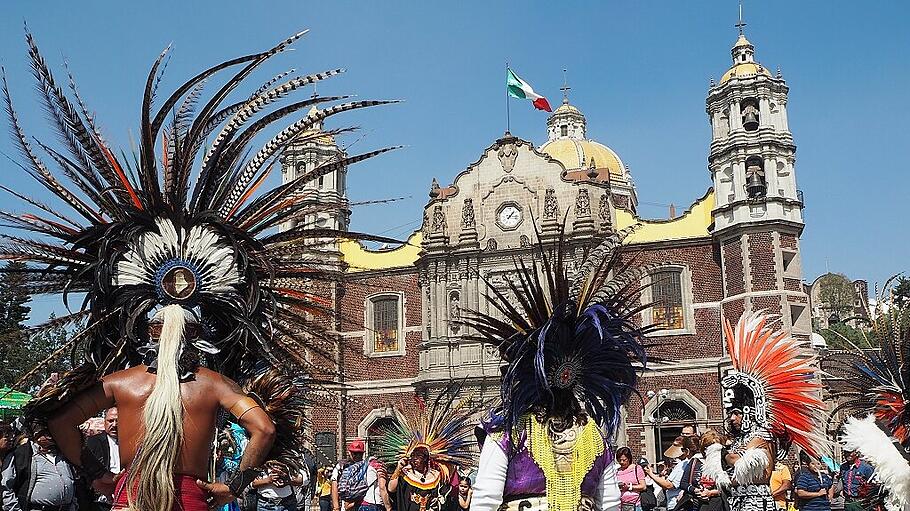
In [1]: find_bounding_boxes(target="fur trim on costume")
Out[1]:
[702,443,731,489]
[842,415,910,511]
[733,447,769,486]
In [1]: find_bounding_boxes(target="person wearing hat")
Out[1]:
[645,436,698,511]
[331,440,389,511]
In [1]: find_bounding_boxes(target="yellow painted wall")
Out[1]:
[339,231,422,273]
[340,190,714,272]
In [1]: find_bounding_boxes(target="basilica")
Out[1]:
[280,29,809,465]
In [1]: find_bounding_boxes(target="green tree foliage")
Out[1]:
[820,321,877,350]
[894,276,910,308]
[0,261,32,388]
[817,273,857,319]
[0,262,73,391]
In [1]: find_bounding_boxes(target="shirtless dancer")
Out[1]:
[48,307,275,510]
[4,28,391,511]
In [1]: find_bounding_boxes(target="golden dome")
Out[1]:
[733,34,753,48]
[552,102,581,115]
[298,105,336,145]
[540,138,624,176]
[720,62,772,84]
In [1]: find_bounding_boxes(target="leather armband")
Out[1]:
[228,396,261,420]
[227,467,260,497]
[81,446,107,481]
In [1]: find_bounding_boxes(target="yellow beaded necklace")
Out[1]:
[525,416,605,511]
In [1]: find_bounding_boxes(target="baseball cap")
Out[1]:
[347,439,365,453]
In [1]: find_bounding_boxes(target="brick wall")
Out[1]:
[338,271,421,382]
[723,239,745,296]
[752,295,782,317]
[748,232,777,292]
[779,233,798,250]
[784,277,802,292]
[723,298,745,326]
[619,241,724,361]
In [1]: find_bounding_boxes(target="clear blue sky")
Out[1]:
[1,1,907,322]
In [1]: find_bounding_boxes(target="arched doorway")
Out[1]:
[653,400,697,460]
[366,416,400,456]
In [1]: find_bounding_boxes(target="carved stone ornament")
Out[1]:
[461,198,476,229]
[431,205,447,233]
[421,210,430,237]
[576,188,591,217]
[486,238,498,251]
[544,188,558,220]
[598,194,610,224]
[449,291,461,334]
[519,234,531,248]
[497,142,518,173]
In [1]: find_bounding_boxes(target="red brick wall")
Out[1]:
[779,234,798,250]
[723,298,745,326]
[723,239,745,296]
[618,241,724,361]
[784,277,802,292]
[338,271,421,382]
[748,232,777,292]
[752,295,782,317]
[621,242,724,303]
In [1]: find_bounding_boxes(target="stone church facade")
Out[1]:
[281,31,810,466]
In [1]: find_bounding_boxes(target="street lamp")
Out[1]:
[646,388,670,461]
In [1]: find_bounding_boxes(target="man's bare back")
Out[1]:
[102,366,246,478]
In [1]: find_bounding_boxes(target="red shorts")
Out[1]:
[112,472,208,511]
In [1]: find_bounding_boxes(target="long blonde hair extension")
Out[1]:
[126,304,187,511]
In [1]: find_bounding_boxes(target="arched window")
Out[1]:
[745,156,766,199]
[651,269,684,330]
[367,294,403,355]
[560,125,568,137]
[741,99,760,131]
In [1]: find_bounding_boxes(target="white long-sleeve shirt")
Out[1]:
[470,437,620,511]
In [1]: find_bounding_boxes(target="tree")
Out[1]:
[0,261,32,388]
[817,273,857,320]
[820,321,877,350]
[894,276,910,308]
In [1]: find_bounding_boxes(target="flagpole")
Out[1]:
[505,61,511,135]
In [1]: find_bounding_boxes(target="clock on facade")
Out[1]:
[497,204,522,230]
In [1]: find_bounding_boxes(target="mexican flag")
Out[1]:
[507,68,552,112]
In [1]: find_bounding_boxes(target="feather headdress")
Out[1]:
[373,384,483,478]
[824,279,910,445]
[1,30,398,410]
[721,312,828,457]
[461,226,654,436]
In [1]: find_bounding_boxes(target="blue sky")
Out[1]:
[1,1,907,321]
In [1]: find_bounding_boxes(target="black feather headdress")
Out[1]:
[1,30,399,395]
[825,276,910,445]
[461,225,655,437]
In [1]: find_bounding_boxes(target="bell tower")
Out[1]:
[708,24,810,337]
[280,106,350,234]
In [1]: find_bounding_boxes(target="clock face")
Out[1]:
[498,205,522,229]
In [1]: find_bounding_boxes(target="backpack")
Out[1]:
[337,460,370,502]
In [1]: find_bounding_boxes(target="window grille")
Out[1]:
[651,270,684,329]
[372,296,399,353]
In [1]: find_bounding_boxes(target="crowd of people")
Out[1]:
[612,424,884,511]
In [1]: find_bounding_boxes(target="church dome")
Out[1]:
[540,98,626,177]
[540,138,625,177]
[720,32,772,84]
[720,62,772,84]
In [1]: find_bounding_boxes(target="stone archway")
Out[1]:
[641,389,708,462]
[357,406,407,457]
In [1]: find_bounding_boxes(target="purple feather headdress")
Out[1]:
[461,225,656,437]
